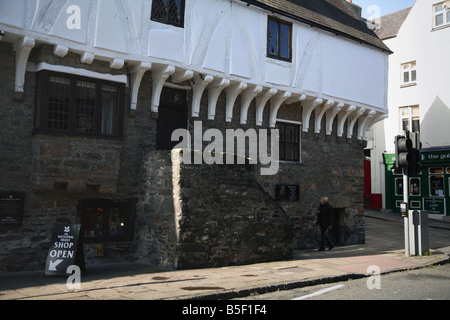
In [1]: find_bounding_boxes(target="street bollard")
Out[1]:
[410,210,429,256]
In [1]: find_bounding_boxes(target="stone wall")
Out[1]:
[0,42,39,271]
[0,40,366,272]
[31,135,122,194]
[262,102,366,249]
[134,150,179,267]
[133,149,294,270]
[0,42,34,194]
[174,152,294,269]
[0,42,148,271]
[258,134,366,249]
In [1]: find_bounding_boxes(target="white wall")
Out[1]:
[380,0,450,152]
[0,0,389,113]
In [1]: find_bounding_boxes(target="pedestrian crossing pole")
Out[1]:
[396,131,424,257]
[395,131,413,257]
[403,168,410,257]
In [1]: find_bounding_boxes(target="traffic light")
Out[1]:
[408,132,422,176]
[394,134,412,170]
[394,132,422,176]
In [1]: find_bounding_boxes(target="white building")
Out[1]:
[0,0,389,127]
[369,0,450,220]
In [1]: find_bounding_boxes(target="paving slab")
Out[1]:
[0,211,449,300]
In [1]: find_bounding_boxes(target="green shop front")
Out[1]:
[384,148,450,219]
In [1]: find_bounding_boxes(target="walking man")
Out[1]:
[316,197,334,251]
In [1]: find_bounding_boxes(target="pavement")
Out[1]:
[1,210,449,300]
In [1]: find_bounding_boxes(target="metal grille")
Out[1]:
[151,0,184,27]
[48,76,70,131]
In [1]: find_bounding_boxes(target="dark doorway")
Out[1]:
[156,87,188,150]
[330,208,345,245]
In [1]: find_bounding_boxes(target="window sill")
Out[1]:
[432,24,450,32]
[400,82,417,89]
[149,18,184,29]
[266,55,292,64]
[279,160,302,164]
[82,237,132,243]
[32,130,123,141]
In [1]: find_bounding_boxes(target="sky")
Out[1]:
[352,0,416,18]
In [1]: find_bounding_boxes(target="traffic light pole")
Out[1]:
[396,130,423,257]
[403,168,410,257]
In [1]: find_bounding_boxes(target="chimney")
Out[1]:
[347,0,362,17]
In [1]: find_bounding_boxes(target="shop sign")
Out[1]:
[44,223,85,276]
[422,150,450,164]
[386,150,450,166]
[0,192,25,226]
[383,153,396,165]
[423,198,446,215]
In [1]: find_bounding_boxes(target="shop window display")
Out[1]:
[77,199,135,241]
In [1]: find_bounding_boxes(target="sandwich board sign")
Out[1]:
[44,223,85,276]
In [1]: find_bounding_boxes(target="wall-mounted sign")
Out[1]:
[275,185,299,201]
[423,198,446,215]
[95,245,105,257]
[0,192,25,226]
[44,223,85,276]
[421,149,450,164]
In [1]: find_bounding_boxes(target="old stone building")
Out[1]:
[0,0,389,272]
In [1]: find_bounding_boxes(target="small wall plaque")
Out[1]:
[0,191,25,226]
[275,185,299,202]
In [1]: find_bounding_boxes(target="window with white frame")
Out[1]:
[433,2,450,28]
[399,105,420,133]
[401,61,417,86]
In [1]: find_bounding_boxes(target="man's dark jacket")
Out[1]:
[316,202,333,228]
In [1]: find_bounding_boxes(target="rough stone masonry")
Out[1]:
[0,41,366,272]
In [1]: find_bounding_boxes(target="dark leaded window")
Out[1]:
[277,122,300,162]
[151,0,185,27]
[267,16,292,62]
[35,71,124,138]
[75,80,96,134]
[47,76,71,131]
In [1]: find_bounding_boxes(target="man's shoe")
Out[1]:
[317,248,325,251]
[328,245,334,251]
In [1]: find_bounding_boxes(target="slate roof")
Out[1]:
[240,0,392,53]
[375,7,411,40]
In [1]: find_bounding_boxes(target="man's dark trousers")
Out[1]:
[319,226,334,250]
